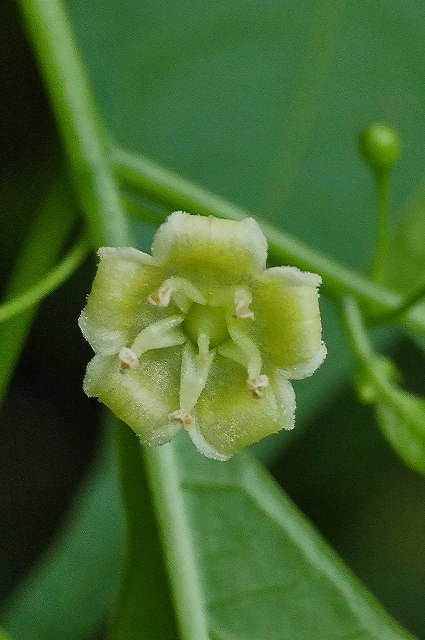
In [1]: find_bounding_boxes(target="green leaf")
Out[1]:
[3,430,417,640]
[356,356,425,477]
[0,175,77,405]
[375,384,425,477]
[406,327,425,356]
[0,430,124,640]
[171,434,416,640]
[1,420,178,640]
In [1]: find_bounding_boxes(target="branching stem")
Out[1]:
[113,147,425,337]
[340,297,373,364]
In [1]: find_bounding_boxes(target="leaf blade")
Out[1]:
[0,430,124,640]
[375,387,425,476]
[2,430,417,640]
[172,434,416,640]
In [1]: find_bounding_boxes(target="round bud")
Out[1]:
[359,123,400,173]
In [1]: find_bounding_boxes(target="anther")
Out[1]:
[147,284,172,307]
[234,288,254,320]
[119,347,139,371]
[247,374,269,397]
[168,408,193,428]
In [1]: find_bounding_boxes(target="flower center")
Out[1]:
[183,303,229,348]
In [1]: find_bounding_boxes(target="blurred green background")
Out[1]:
[1,0,425,637]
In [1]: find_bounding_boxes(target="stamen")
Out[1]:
[197,332,210,360]
[171,339,214,433]
[247,374,269,397]
[147,283,172,307]
[226,318,262,379]
[225,317,269,397]
[130,315,186,357]
[168,408,193,428]
[118,347,139,371]
[217,339,246,367]
[147,277,205,312]
[234,287,254,320]
[170,277,206,311]
[179,342,214,411]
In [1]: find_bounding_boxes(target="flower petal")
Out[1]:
[83,347,182,445]
[151,211,267,286]
[190,355,294,458]
[78,247,167,355]
[251,266,326,378]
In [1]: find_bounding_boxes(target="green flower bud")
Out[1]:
[79,212,326,460]
[359,123,400,173]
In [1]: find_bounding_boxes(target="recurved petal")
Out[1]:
[251,266,326,378]
[78,247,166,355]
[151,211,267,286]
[83,347,182,445]
[189,355,295,459]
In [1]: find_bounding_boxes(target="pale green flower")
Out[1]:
[79,212,326,460]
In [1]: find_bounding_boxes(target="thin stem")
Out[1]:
[113,146,425,337]
[121,192,166,226]
[18,0,129,248]
[0,175,77,406]
[340,297,395,400]
[339,297,373,363]
[393,282,425,319]
[370,172,390,280]
[112,148,391,301]
[143,445,210,640]
[0,236,88,324]
[372,275,425,324]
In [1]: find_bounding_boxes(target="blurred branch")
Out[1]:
[17,0,129,248]
[0,175,77,406]
[0,236,88,324]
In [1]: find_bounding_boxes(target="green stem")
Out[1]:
[0,236,88,324]
[0,175,76,406]
[113,147,425,337]
[371,275,425,324]
[370,171,390,281]
[19,2,209,639]
[393,283,425,319]
[112,148,389,301]
[121,192,166,226]
[144,446,210,640]
[18,0,129,248]
[340,297,373,364]
[340,297,395,400]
